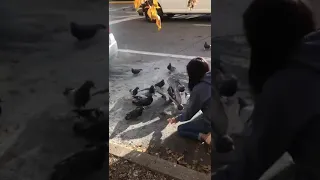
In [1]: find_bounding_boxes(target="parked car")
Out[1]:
[109,29,118,61]
[138,0,211,21]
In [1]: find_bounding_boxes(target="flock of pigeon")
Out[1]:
[51,81,109,179]
[126,63,186,120]
[0,21,109,180]
[50,21,110,180]
[0,20,250,180]
[123,40,213,120]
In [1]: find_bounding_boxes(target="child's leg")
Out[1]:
[177,118,211,141]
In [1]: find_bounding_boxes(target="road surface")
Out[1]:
[109,3,213,169]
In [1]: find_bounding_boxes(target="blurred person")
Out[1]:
[167,57,234,153]
[212,0,320,179]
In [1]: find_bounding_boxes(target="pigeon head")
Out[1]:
[82,80,96,89]
[149,85,155,94]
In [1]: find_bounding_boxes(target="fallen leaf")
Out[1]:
[177,155,184,161]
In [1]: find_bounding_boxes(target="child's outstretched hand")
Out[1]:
[167,117,178,124]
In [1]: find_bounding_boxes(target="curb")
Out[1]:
[109,1,133,4]
[109,143,210,180]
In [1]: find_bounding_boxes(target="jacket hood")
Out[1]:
[298,30,320,71]
[201,72,211,85]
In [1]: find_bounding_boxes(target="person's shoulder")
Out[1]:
[266,67,319,88]
[264,67,320,103]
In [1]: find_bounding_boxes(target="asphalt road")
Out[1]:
[109,3,213,167]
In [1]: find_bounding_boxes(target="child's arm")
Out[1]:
[176,84,210,122]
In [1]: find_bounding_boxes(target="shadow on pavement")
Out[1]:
[143,119,211,174]
[109,94,174,140]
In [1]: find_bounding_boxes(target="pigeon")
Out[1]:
[167,87,176,99]
[64,80,96,109]
[154,86,167,100]
[132,94,153,107]
[176,81,185,92]
[70,22,106,41]
[51,143,107,179]
[72,108,104,122]
[131,68,142,75]
[167,63,176,72]
[204,42,211,50]
[213,59,226,74]
[148,85,155,94]
[218,75,238,97]
[238,97,249,116]
[155,79,165,88]
[125,107,144,120]
[178,85,185,92]
[130,87,139,96]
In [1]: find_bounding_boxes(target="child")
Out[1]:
[167,57,234,153]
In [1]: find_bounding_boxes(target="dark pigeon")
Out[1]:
[125,107,144,120]
[167,63,176,72]
[155,79,165,88]
[204,41,211,50]
[131,68,142,75]
[70,22,106,41]
[64,80,95,109]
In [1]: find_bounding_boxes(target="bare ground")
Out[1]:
[109,154,179,180]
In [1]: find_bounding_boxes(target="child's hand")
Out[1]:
[167,117,178,124]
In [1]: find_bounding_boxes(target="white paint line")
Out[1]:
[118,49,211,60]
[193,24,211,27]
[109,16,143,25]
[185,15,202,19]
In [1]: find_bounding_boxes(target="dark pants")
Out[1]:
[177,116,211,141]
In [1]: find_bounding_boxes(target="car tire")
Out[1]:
[166,13,175,18]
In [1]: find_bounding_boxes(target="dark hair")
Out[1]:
[187,57,210,91]
[243,0,315,95]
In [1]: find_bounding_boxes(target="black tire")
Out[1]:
[166,13,175,18]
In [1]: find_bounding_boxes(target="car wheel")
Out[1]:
[166,13,175,18]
